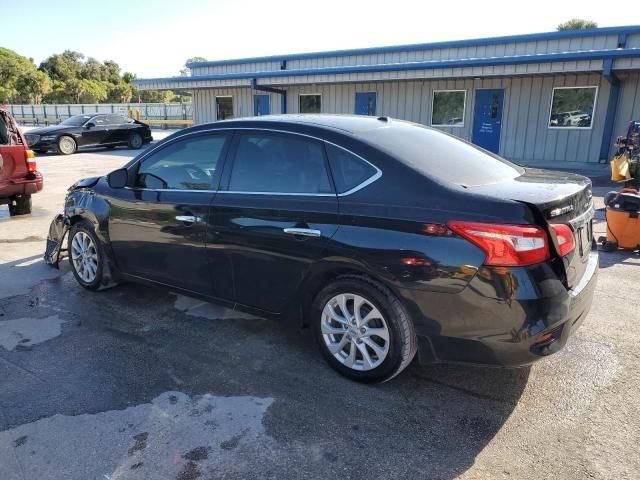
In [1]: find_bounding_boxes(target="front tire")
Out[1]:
[8,195,32,216]
[68,223,104,290]
[128,132,143,149]
[57,135,77,155]
[312,275,417,383]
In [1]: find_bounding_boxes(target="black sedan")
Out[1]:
[25,114,153,155]
[44,115,598,383]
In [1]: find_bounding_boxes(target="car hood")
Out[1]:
[26,125,79,136]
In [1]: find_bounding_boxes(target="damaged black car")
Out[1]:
[45,115,597,383]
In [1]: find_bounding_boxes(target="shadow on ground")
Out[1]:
[0,267,530,479]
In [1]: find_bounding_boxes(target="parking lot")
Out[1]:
[1,138,639,479]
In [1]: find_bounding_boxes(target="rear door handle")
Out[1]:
[283,228,321,237]
[176,215,201,224]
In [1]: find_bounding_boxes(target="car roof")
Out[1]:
[191,114,400,136]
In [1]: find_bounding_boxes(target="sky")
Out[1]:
[0,0,632,79]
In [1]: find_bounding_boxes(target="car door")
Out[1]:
[107,131,233,298]
[80,115,110,147]
[209,130,339,313]
[104,114,128,144]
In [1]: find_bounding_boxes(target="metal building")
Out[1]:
[134,25,640,165]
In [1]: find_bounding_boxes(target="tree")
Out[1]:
[0,47,38,102]
[557,19,598,31]
[14,70,51,104]
[67,79,108,103]
[107,82,134,103]
[180,56,207,76]
[39,50,84,83]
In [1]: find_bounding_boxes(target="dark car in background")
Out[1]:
[25,114,153,155]
[0,108,42,215]
[45,115,598,383]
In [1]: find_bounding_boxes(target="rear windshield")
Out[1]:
[358,120,523,186]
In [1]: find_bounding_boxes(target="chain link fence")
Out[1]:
[6,103,193,129]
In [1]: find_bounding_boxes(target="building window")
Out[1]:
[299,94,321,114]
[431,90,466,127]
[216,96,233,120]
[549,86,597,129]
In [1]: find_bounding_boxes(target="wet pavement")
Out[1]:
[1,143,639,479]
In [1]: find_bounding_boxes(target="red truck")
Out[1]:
[0,108,42,215]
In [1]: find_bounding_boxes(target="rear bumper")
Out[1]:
[0,172,44,201]
[403,249,598,367]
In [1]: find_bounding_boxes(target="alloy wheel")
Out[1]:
[58,137,76,154]
[321,293,390,371]
[130,134,142,148]
[71,231,98,283]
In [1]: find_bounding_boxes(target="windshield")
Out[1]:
[359,120,524,187]
[60,115,93,126]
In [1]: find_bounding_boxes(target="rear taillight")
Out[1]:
[549,224,575,257]
[448,221,550,267]
[25,150,37,173]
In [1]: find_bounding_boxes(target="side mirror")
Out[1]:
[107,168,128,189]
[85,122,95,129]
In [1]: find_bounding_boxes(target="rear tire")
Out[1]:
[68,223,104,290]
[8,195,32,216]
[603,241,618,252]
[128,132,143,149]
[57,135,77,155]
[312,275,417,383]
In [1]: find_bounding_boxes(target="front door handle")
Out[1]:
[283,228,321,237]
[176,215,201,224]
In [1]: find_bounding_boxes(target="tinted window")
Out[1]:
[548,87,597,128]
[92,115,108,126]
[299,95,321,114]
[107,114,128,124]
[360,120,523,187]
[229,133,332,194]
[326,144,377,194]
[216,97,233,120]
[136,134,227,190]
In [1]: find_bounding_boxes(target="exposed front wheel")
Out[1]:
[68,223,104,290]
[128,132,143,149]
[57,135,77,155]
[8,195,32,216]
[312,275,417,383]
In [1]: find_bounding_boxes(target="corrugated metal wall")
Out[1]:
[613,72,640,145]
[192,73,614,164]
[190,33,620,76]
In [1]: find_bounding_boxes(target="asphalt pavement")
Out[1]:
[0,137,639,479]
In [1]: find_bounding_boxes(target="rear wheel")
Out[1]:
[8,195,32,216]
[312,275,417,383]
[68,223,104,290]
[57,135,77,155]
[128,132,143,149]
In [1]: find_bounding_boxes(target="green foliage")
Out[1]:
[2,48,189,105]
[557,19,598,31]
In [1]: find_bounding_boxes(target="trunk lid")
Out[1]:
[468,168,594,289]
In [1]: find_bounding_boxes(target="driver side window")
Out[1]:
[135,134,228,190]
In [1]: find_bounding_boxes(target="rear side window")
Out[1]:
[135,134,227,190]
[107,114,127,124]
[325,144,378,194]
[360,120,523,186]
[228,133,332,194]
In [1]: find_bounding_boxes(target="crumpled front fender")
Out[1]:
[44,214,70,268]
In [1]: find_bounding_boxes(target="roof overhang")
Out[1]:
[134,48,640,90]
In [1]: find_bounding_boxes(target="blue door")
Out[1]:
[355,92,377,116]
[471,89,504,154]
[253,95,270,116]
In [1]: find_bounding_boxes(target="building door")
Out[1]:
[472,89,504,154]
[355,92,377,116]
[253,95,270,116]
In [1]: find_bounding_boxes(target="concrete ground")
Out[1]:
[0,134,639,480]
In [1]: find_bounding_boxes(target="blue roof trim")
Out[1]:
[135,48,640,86]
[186,25,640,68]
